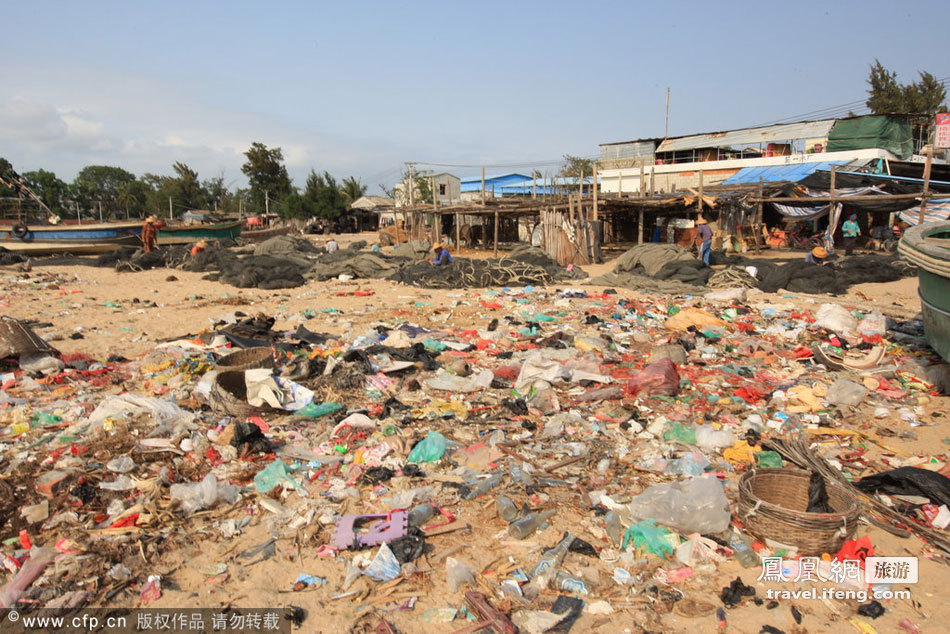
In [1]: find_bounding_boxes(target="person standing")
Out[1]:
[841,213,861,256]
[695,217,713,266]
[141,216,158,253]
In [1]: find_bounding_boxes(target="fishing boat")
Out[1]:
[898,220,950,361]
[0,221,143,255]
[158,220,243,245]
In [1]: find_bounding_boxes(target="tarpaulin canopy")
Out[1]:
[826,116,913,160]
[899,199,950,225]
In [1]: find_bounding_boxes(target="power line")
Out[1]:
[755,74,950,127]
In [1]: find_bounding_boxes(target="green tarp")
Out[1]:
[826,116,913,160]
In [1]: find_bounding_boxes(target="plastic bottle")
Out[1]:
[462,473,502,500]
[529,533,575,578]
[407,503,437,528]
[554,570,589,595]
[604,512,623,546]
[496,495,520,522]
[508,509,556,539]
[727,530,760,568]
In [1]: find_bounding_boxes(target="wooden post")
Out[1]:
[618,172,623,198]
[697,170,704,218]
[455,212,461,251]
[638,208,644,245]
[481,167,486,205]
[532,175,536,199]
[639,165,644,197]
[918,147,933,225]
[493,210,499,257]
[649,167,655,197]
[592,164,599,222]
[754,178,763,255]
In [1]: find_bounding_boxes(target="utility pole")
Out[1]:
[664,87,671,138]
[98,201,103,223]
[481,167,486,205]
[407,162,415,207]
[265,190,270,215]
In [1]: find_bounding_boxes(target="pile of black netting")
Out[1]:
[203,254,310,289]
[386,247,581,288]
[652,259,712,285]
[0,248,26,266]
[753,254,914,294]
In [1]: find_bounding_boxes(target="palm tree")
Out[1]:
[341,176,367,205]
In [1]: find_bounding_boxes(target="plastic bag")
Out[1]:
[662,422,696,444]
[624,359,680,397]
[408,431,447,463]
[621,520,673,557]
[445,557,475,592]
[170,473,240,515]
[814,303,857,334]
[857,312,887,337]
[621,476,731,535]
[826,378,868,408]
[756,451,783,468]
[295,401,342,418]
[695,425,735,451]
[252,459,300,493]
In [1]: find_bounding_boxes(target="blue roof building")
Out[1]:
[460,173,533,197]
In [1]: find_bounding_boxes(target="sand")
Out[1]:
[0,236,944,633]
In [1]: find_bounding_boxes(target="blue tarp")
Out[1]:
[721,161,853,185]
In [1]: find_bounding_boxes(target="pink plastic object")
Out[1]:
[331,511,408,550]
[0,548,57,608]
[624,359,680,397]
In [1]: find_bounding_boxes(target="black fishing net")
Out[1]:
[753,254,912,295]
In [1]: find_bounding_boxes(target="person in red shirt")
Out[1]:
[190,239,207,257]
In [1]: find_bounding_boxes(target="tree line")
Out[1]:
[0,141,368,222]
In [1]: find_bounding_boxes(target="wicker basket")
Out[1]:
[738,468,860,555]
[216,347,274,372]
[210,370,275,417]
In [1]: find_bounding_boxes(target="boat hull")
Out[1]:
[158,221,243,244]
[0,222,143,255]
[899,221,950,361]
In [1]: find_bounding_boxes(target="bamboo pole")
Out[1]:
[455,212,461,251]
[754,178,763,255]
[918,147,933,225]
[750,192,925,204]
[638,208,644,245]
[481,167,486,205]
[697,170,703,218]
[493,210,499,257]
[592,164,599,221]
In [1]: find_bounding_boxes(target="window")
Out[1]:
[439,183,446,195]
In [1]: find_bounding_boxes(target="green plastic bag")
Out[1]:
[663,422,696,445]
[422,339,446,352]
[622,520,674,557]
[295,402,342,418]
[408,431,447,464]
[254,459,299,493]
[756,451,784,468]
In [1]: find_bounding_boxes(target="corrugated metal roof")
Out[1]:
[656,120,836,153]
[721,160,861,185]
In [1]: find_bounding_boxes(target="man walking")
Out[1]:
[696,217,713,266]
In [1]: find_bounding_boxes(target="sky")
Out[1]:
[1,0,947,193]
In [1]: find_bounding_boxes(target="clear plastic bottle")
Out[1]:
[508,509,556,539]
[554,570,589,595]
[462,473,503,500]
[604,512,623,546]
[496,495,519,522]
[727,530,760,568]
[529,533,575,578]
[407,503,437,528]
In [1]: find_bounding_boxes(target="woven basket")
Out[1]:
[210,370,275,418]
[216,347,274,372]
[738,468,860,555]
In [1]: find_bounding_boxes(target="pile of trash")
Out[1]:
[0,277,946,632]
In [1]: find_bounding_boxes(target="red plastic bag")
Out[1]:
[624,358,680,397]
[835,535,874,566]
